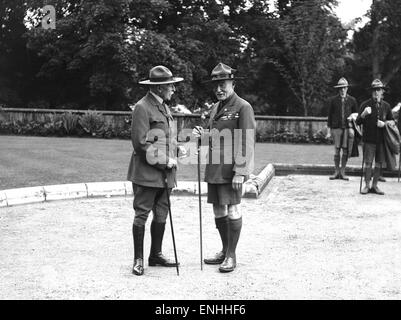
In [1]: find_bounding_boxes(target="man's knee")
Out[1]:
[227,204,242,220]
[364,161,373,168]
[133,213,148,226]
[213,204,227,218]
[334,148,341,156]
[153,210,168,223]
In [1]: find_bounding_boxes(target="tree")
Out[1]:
[265,0,347,116]
[0,0,32,106]
[352,0,401,96]
[25,0,133,110]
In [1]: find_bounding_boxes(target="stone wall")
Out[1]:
[0,108,329,141]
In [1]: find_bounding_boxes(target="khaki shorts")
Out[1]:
[363,143,385,166]
[207,183,242,205]
[332,128,354,150]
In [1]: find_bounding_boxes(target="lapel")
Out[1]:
[212,92,238,121]
[336,94,347,106]
[146,92,173,122]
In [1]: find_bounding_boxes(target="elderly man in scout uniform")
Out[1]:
[356,79,394,195]
[193,63,256,273]
[127,65,183,276]
[326,77,358,180]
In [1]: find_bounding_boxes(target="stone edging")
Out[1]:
[274,163,400,177]
[0,164,275,208]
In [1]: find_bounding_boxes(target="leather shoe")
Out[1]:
[361,186,369,194]
[370,186,384,195]
[204,251,225,265]
[219,256,236,273]
[329,172,340,180]
[132,258,144,276]
[378,176,386,182]
[148,252,179,267]
[340,173,349,181]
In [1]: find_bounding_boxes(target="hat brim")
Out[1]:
[202,76,245,83]
[334,84,350,88]
[138,77,184,85]
[367,86,387,90]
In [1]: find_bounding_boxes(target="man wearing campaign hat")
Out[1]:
[127,65,183,275]
[356,79,394,195]
[326,77,358,180]
[193,63,256,273]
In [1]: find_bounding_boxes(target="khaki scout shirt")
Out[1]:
[127,92,177,188]
[205,92,256,184]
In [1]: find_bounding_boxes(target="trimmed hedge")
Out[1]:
[0,111,132,139]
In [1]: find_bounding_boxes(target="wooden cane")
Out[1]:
[162,171,180,276]
[360,144,365,193]
[197,138,203,270]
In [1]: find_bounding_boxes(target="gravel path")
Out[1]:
[0,175,400,299]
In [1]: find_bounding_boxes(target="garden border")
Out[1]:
[0,164,275,207]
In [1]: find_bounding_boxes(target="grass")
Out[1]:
[0,135,363,190]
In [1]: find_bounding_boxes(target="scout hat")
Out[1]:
[334,77,350,88]
[204,62,245,82]
[138,65,184,85]
[369,78,387,90]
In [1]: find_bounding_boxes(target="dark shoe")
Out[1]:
[378,176,386,182]
[361,186,370,194]
[370,186,384,195]
[219,256,237,273]
[329,172,340,180]
[132,258,144,276]
[148,252,179,267]
[340,173,349,181]
[204,251,225,265]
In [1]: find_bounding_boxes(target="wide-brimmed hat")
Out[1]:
[203,62,245,82]
[334,77,350,88]
[138,65,184,85]
[369,78,387,90]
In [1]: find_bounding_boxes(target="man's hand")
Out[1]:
[192,126,204,138]
[377,120,385,128]
[325,128,331,139]
[166,158,177,169]
[361,106,372,118]
[392,103,401,113]
[177,145,187,158]
[232,175,245,191]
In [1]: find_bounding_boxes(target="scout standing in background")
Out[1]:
[356,79,394,195]
[326,77,358,180]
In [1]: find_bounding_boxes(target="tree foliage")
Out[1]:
[351,0,401,105]
[3,0,399,115]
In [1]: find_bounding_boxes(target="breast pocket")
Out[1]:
[149,116,167,130]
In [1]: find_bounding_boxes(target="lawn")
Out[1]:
[0,135,363,190]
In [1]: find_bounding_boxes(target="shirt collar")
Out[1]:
[149,91,164,104]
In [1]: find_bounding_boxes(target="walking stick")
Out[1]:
[162,171,180,276]
[398,153,401,182]
[197,138,203,270]
[359,144,365,194]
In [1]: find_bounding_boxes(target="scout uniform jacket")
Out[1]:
[356,98,394,145]
[204,92,256,184]
[127,92,177,188]
[327,94,358,129]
